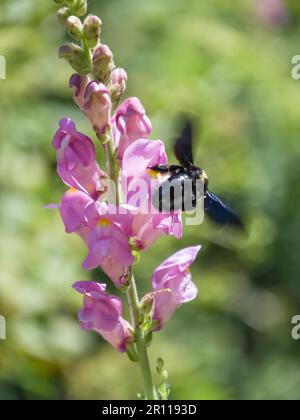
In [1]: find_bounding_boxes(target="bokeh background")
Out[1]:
[1,0,300,400]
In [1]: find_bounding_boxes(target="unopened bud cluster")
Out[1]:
[54,0,126,102]
[54,0,87,18]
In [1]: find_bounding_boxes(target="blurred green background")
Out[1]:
[1,0,300,400]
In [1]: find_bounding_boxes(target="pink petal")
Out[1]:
[122,139,167,180]
[93,300,120,331]
[73,281,107,296]
[152,246,201,289]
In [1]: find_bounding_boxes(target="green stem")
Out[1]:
[97,130,120,206]
[97,116,155,400]
[127,269,157,400]
[135,331,157,400]
[81,38,93,73]
[106,136,120,206]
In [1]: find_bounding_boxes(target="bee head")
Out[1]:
[197,169,208,191]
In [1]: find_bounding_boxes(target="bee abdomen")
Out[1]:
[152,173,204,212]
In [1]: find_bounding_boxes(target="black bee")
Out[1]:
[149,119,243,228]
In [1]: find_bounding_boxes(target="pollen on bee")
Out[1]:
[147,169,161,179]
[201,170,208,181]
[198,170,208,190]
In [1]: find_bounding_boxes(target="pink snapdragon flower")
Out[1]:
[52,118,104,198]
[122,138,167,198]
[59,191,134,287]
[122,138,182,250]
[82,204,135,287]
[113,97,152,160]
[70,75,111,134]
[149,246,201,330]
[83,81,112,134]
[73,281,133,352]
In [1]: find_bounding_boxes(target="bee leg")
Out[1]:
[168,165,185,175]
[147,165,170,174]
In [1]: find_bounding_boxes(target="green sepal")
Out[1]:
[144,331,153,347]
[126,343,139,363]
[67,0,87,17]
[156,358,170,400]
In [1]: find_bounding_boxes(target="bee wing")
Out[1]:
[174,119,194,166]
[204,191,243,229]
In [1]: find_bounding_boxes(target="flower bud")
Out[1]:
[110,68,127,101]
[83,81,111,134]
[57,7,72,25]
[83,15,102,48]
[92,44,114,83]
[69,73,91,109]
[59,43,90,74]
[67,0,87,17]
[140,294,155,334]
[66,15,83,41]
[140,294,155,318]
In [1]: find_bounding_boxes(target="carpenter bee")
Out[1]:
[149,119,243,228]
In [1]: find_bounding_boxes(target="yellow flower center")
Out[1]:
[98,218,111,228]
[68,187,78,194]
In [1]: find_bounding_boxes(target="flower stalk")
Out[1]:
[104,127,156,398]
[105,134,120,206]
[127,268,157,400]
[81,37,92,71]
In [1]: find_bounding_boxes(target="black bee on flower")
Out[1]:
[149,119,243,229]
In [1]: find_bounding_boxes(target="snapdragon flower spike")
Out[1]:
[82,206,135,287]
[52,118,104,198]
[73,281,133,352]
[150,246,201,330]
[113,97,152,161]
